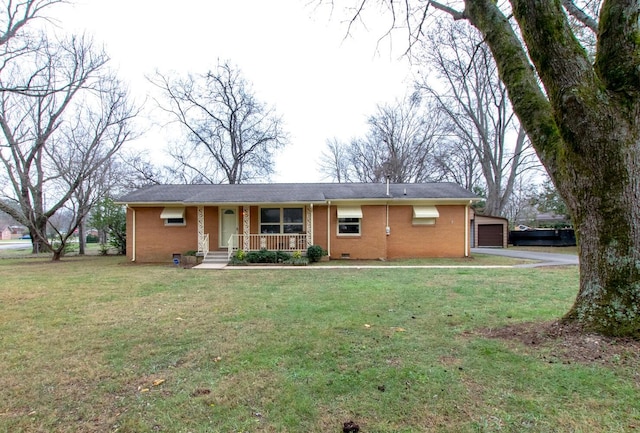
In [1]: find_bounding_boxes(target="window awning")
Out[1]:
[160,207,185,219]
[413,206,439,218]
[337,206,363,219]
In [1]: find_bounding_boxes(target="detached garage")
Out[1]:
[471,213,509,248]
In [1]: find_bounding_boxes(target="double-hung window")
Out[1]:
[337,206,362,235]
[260,207,304,233]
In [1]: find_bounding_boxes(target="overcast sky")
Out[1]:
[52,0,413,182]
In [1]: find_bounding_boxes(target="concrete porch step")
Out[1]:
[201,250,228,263]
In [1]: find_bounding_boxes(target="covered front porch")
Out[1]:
[225,233,310,260]
[195,204,314,261]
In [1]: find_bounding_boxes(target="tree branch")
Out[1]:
[594,0,640,93]
[561,0,598,32]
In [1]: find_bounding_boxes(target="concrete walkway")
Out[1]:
[193,262,227,269]
[194,249,578,270]
[471,247,578,267]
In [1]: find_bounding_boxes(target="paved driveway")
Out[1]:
[471,248,578,267]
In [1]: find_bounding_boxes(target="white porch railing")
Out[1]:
[228,233,308,258]
[198,233,209,256]
[227,234,235,261]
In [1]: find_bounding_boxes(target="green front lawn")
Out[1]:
[0,256,636,432]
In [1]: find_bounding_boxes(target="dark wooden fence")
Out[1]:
[509,229,576,246]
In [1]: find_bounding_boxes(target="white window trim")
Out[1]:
[161,207,186,226]
[412,217,436,226]
[259,207,304,234]
[337,218,361,236]
[337,206,363,236]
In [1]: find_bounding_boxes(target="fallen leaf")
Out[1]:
[364,324,371,328]
[152,379,165,387]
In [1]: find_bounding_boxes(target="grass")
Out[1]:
[0,255,637,432]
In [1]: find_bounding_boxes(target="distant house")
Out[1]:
[116,183,480,263]
[1,226,24,240]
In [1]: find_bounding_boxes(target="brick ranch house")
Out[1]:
[116,182,480,263]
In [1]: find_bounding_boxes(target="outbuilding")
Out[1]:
[471,212,509,248]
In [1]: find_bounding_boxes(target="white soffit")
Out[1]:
[160,207,185,219]
[337,206,363,219]
[413,206,439,218]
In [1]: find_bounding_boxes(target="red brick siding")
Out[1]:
[127,203,469,262]
[127,207,197,262]
[386,205,467,258]
[310,204,468,259]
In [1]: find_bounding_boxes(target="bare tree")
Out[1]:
[319,94,446,183]
[416,20,540,217]
[318,137,353,182]
[0,0,64,47]
[433,134,480,191]
[0,35,138,259]
[0,0,70,94]
[151,61,288,184]
[114,149,168,190]
[327,0,640,336]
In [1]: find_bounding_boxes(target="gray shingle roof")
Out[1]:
[117,183,479,204]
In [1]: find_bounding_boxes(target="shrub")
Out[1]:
[98,243,110,256]
[246,249,277,263]
[276,250,291,263]
[228,249,247,265]
[184,250,197,256]
[86,234,99,244]
[244,249,292,264]
[307,245,327,263]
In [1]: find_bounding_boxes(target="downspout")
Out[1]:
[464,202,470,257]
[128,205,136,262]
[385,202,390,259]
[326,201,331,258]
[385,202,390,235]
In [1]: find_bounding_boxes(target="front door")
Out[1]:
[220,208,238,248]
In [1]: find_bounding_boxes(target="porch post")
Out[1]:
[197,206,204,253]
[242,205,250,251]
[306,204,313,248]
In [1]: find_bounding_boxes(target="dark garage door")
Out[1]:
[478,224,504,247]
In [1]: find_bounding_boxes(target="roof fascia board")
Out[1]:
[119,198,480,207]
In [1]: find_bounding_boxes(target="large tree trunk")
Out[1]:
[560,108,640,336]
[78,221,85,255]
[31,216,50,255]
[462,0,640,336]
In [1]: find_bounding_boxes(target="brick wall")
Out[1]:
[127,206,220,263]
[127,203,470,263]
[310,204,469,259]
[386,205,467,258]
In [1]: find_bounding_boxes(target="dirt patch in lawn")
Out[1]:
[476,321,640,367]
